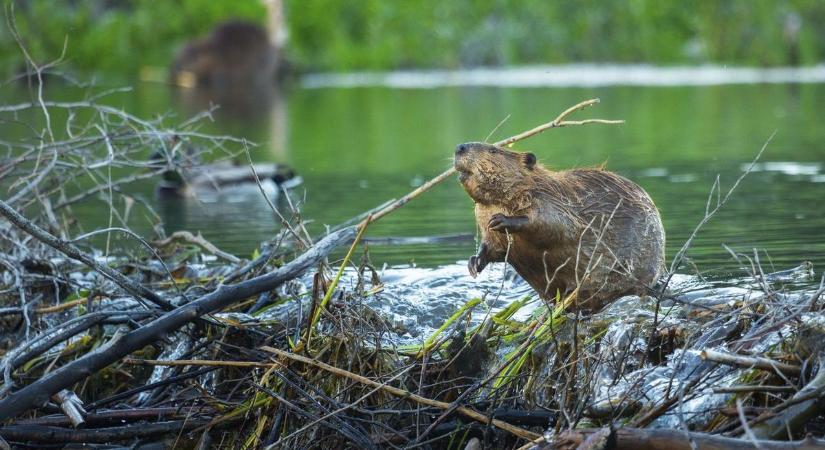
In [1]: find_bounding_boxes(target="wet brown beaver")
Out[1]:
[170,21,277,88]
[454,142,665,310]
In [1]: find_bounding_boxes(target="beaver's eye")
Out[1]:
[488,148,496,154]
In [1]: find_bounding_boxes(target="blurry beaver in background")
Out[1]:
[454,142,665,311]
[170,21,277,89]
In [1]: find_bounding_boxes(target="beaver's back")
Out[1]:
[567,169,663,266]
[484,167,665,309]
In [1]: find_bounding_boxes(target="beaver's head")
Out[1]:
[170,39,216,87]
[454,142,537,205]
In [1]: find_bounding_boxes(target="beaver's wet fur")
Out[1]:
[454,142,665,310]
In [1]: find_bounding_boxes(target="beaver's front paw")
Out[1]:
[488,214,528,232]
[468,254,487,278]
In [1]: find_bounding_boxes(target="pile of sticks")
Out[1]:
[2,82,825,450]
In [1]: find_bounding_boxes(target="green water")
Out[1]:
[3,80,825,276]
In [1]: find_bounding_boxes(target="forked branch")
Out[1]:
[364,98,623,225]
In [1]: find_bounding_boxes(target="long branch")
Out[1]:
[362,98,622,226]
[0,226,356,420]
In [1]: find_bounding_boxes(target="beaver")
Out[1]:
[170,21,277,89]
[454,142,665,310]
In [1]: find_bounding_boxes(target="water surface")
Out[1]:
[3,67,825,278]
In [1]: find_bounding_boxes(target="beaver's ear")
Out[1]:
[523,152,537,169]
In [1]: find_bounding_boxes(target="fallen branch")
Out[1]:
[0,226,356,420]
[541,427,825,450]
[16,406,211,427]
[260,346,541,441]
[361,98,622,226]
[153,231,241,264]
[700,349,802,376]
[123,358,273,369]
[0,420,210,443]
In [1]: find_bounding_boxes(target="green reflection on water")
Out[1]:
[2,81,824,275]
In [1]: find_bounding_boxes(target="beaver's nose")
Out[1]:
[455,143,468,155]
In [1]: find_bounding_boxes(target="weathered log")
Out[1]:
[0,226,355,420]
[540,427,825,450]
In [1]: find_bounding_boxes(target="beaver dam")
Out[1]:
[2,86,825,450]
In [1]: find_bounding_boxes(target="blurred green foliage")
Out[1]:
[287,0,825,69]
[2,0,825,77]
[0,0,266,76]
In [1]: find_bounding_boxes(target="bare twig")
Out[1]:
[496,99,622,147]
[701,349,802,376]
[664,132,774,280]
[360,98,622,226]
[153,231,241,264]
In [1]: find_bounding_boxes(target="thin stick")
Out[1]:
[123,358,274,369]
[153,231,241,264]
[367,170,457,224]
[496,98,621,147]
[483,114,511,143]
[294,215,372,353]
[35,297,102,314]
[713,385,796,394]
[361,98,621,227]
[260,346,540,441]
[700,349,801,376]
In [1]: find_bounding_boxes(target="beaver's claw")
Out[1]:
[468,254,487,278]
[488,213,528,232]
